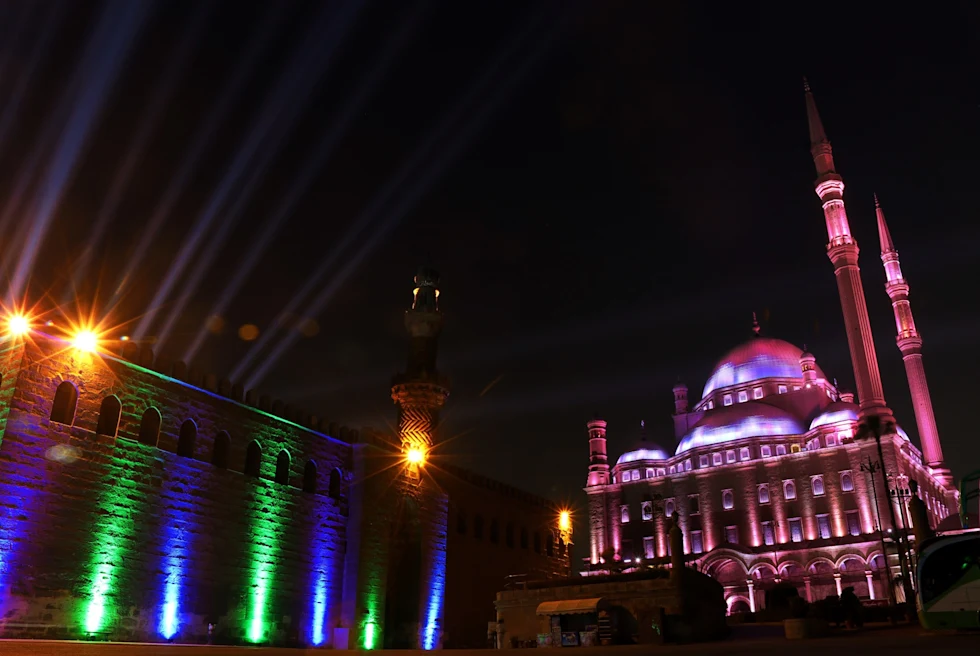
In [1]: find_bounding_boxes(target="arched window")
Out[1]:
[457,510,467,535]
[303,460,317,493]
[275,450,290,485]
[138,407,162,446]
[96,395,121,436]
[840,471,854,492]
[50,381,78,425]
[177,419,197,458]
[328,468,341,499]
[812,475,825,496]
[245,441,261,477]
[474,514,485,540]
[722,489,734,510]
[212,431,230,468]
[783,479,797,500]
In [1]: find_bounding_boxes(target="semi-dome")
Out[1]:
[676,401,806,454]
[809,401,859,430]
[617,420,670,464]
[702,337,826,399]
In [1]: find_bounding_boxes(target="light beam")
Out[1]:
[65,2,215,302]
[8,0,151,303]
[182,1,429,363]
[149,0,366,351]
[242,6,564,388]
[233,4,558,384]
[106,3,289,311]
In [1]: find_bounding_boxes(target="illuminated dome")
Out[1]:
[617,446,669,465]
[808,403,911,442]
[616,420,669,464]
[702,337,825,399]
[676,402,806,454]
[810,401,859,430]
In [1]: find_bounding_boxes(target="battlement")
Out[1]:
[1,332,357,498]
[440,461,561,512]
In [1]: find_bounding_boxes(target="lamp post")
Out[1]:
[889,479,917,581]
[858,416,915,608]
[860,456,896,605]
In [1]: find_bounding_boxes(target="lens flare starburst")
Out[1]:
[6,314,31,336]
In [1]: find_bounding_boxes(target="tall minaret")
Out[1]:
[585,415,609,565]
[876,196,951,484]
[804,79,890,420]
[390,267,450,462]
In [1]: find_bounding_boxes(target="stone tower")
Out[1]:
[875,196,951,485]
[804,79,891,421]
[391,266,450,465]
[584,415,610,565]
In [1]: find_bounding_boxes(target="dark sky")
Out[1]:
[4,0,979,544]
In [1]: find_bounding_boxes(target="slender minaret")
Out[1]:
[390,267,450,459]
[586,415,609,487]
[804,79,890,420]
[585,415,609,565]
[876,196,951,484]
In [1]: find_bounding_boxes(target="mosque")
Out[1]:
[583,82,959,612]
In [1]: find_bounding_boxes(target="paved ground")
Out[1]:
[1,626,976,655]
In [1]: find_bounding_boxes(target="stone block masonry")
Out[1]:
[0,333,569,649]
[0,336,349,645]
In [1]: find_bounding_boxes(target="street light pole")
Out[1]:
[869,426,916,608]
[860,456,896,605]
[889,481,917,582]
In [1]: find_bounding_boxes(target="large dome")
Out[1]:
[676,401,806,454]
[702,337,825,399]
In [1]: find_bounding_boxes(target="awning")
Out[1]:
[536,598,603,616]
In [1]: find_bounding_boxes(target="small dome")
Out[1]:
[809,401,859,430]
[808,404,911,442]
[676,401,806,454]
[617,447,669,465]
[702,337,825,399]
[617,420,669,464]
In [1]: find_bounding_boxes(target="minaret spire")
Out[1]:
[876,197,951,483]
[751,311,761,336]
[875,193,895,253]
[804,78,836,179]
[804,81,891,420]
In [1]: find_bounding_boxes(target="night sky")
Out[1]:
[3,0,979,549]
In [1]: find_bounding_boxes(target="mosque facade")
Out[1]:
[583,84,959,612]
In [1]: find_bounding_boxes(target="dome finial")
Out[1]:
[752,311,761,336]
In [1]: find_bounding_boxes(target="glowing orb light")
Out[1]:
[73,330,99,353]
[559,510,571,532]
[405,447,426,467]
[7,314,30,336]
